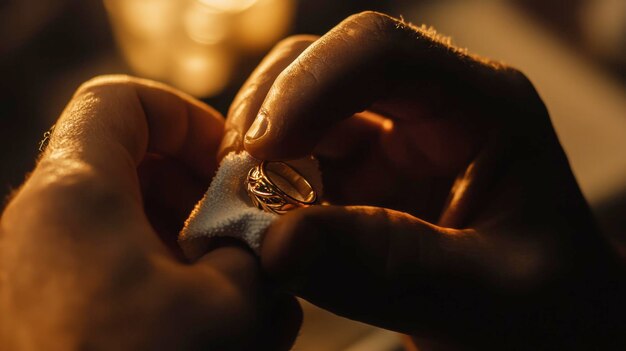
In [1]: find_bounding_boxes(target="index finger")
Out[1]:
[3,75,224,241]
[243,11,536,160]
[218,35,317,161]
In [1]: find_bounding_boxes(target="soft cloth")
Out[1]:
[179,151,323,260]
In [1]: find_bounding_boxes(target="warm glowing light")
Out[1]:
[106,0,177,39]
[235,0,294,52]
[198,0,259,13]
[171,47,233,97]
[183,2,230,45]
[117,39,170,79]
[104,0,294,97]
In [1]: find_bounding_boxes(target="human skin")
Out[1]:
[219,11,626,349]
[0,76,300,351]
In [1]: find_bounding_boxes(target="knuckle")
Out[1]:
[73,75,146,109]
[337,11,403,52]
[506,68,544,106]
[71,75,142,115]
[66,75,145,143]
[346,11,398,36]
[495,67,550,131]
[489,66,539,103]
[76,74,136,94]
[274,34,318,51]
[502,67,534,93]
[350,11,393,28]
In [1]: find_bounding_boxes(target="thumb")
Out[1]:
[260,205,541,339]
[260,206,477,330]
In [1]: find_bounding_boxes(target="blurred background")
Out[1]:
[1,0,625,350]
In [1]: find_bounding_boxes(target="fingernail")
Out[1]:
[245,112,269,143]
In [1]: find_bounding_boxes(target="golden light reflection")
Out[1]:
[183,2,230,45]
[198,0,259,13]
[116,38,170,79]
[104,0,294,97]
[235,0,295,52]
[108,0,177,39]
[172,47,233,97]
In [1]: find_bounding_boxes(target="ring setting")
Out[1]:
[246,161,317,215]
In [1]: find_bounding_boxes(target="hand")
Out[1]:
[219,12,624,349]
[0,76,300,351]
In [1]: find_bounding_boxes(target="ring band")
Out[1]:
[246,161,317,215]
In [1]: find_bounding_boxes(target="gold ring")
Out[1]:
[246,161,317,215]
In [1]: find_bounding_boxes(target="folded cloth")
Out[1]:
[179,151,323,260]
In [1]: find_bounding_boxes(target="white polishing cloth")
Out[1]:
[179,151,323,260]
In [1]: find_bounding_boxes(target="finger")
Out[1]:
[218,35,317,161]
[243,11,535,160]
[313,111,389,161]
[196,241,260,294]
[183,243,261,348]
[261,205,459,329]
[46,75,223,192]
[138,153,207,260]
[260,205,546,339]
[195,242,302,351]
[5,75,223,240]
[138,153,207,228]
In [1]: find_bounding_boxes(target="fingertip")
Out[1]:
[227,36,319,161]
[242,114,270,159]
[260,206,342,292]
[244,110,270,144]
[196,238,260,290]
